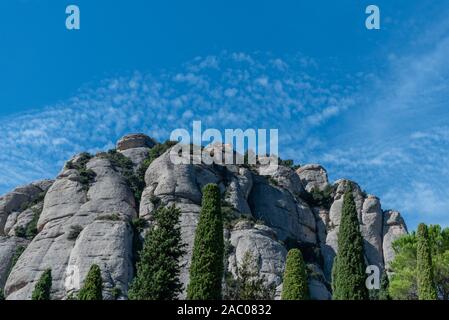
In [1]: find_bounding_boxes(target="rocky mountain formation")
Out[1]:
[0,134,408,300]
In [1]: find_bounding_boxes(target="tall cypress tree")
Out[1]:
[128,205,185,300]
[187,183,224,300]
[0,288,5,300]
[281,249,309,300]
[78,264,103,300]
[332,187,368,300]
[32,269,52,300]
[417,223,438,300]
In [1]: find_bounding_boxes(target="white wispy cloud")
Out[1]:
[0,52,355,194]
[315,9,449,229]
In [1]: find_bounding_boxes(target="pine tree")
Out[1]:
[128,205,185,300]
[0,288,5,300]
[416,223,437,300]
[187,183,224,300]
[32,269,52,300]
[332,187,368,300]
[281,249,309,300]
[379,272,391,300]
[225,251,275,300]
[78,264,103,300]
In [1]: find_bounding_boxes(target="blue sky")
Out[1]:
[1,0,449,230]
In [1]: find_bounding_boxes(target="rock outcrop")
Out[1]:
[116,134,156,151]
[0,134,408,300]
[296,164,329,192]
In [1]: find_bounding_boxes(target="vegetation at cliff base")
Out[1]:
[416,223,438,299]
[66,152,96,190]
[187,183,224,300]
[225,251,275,300]
[332,187,368,300]
[32,269,52,300]
[281,248,309,300]
[389,224,449,300]
[78,264,103,300]
[378,272,391,300]
[128,205,185,300]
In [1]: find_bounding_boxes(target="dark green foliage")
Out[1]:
[32,269,52,300]
[303,185,335,210]
[389,225,449,299]
[187,184,224,300]
[281,249,309,300]
[0,288,4,300]
[101,141,176,206]
[67,292,78,300]
[225,252,275,300]
[19,191,47,212]
[128,205,185,300]
[282,237,323,266]
[100,149,143,206]
[389,233,418,299]
[7,246,26,278]
[96,213,122,221]
[149,195,161,208]
[267,176,279,187]
[332,188,368,300]
[111,287,122,300]
[78,169,96,188]
[25,208,40,239]
[15,208,41,240]
[130,218,147,268]
[131,218,148,233]
[221,198,239,229]
[67,225,83,240]
[78,264,103,300]
[278,159,301,171]
[416,223,438,300]
[14,226,26,238]
[379,272,391,300]
[67,153,96,190]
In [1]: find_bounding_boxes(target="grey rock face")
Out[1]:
[116,134,156,151]
[382,210,408,269]
[324,180,382,279]
[0,180,53,235]
[227,221,287,299]
[263,165,306,197]
[306,263,331,300]
[0,237,29,289]
[296,164,329,192]
[361,196,384,269]
[139,150,223,298]
[0,134,409,300]
[308,279,332,300]
[4,155,137,300]
[119,147,150,171]
[249,175,316,244]
[225,168,253,216]
[321,179,408,281]
[329,179,365,227]
[5,202,43,237]
[65,220,134,299]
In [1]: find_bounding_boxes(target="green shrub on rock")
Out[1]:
[281,249,309,300]
[78,264,103,300]
[32,269,52,300]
